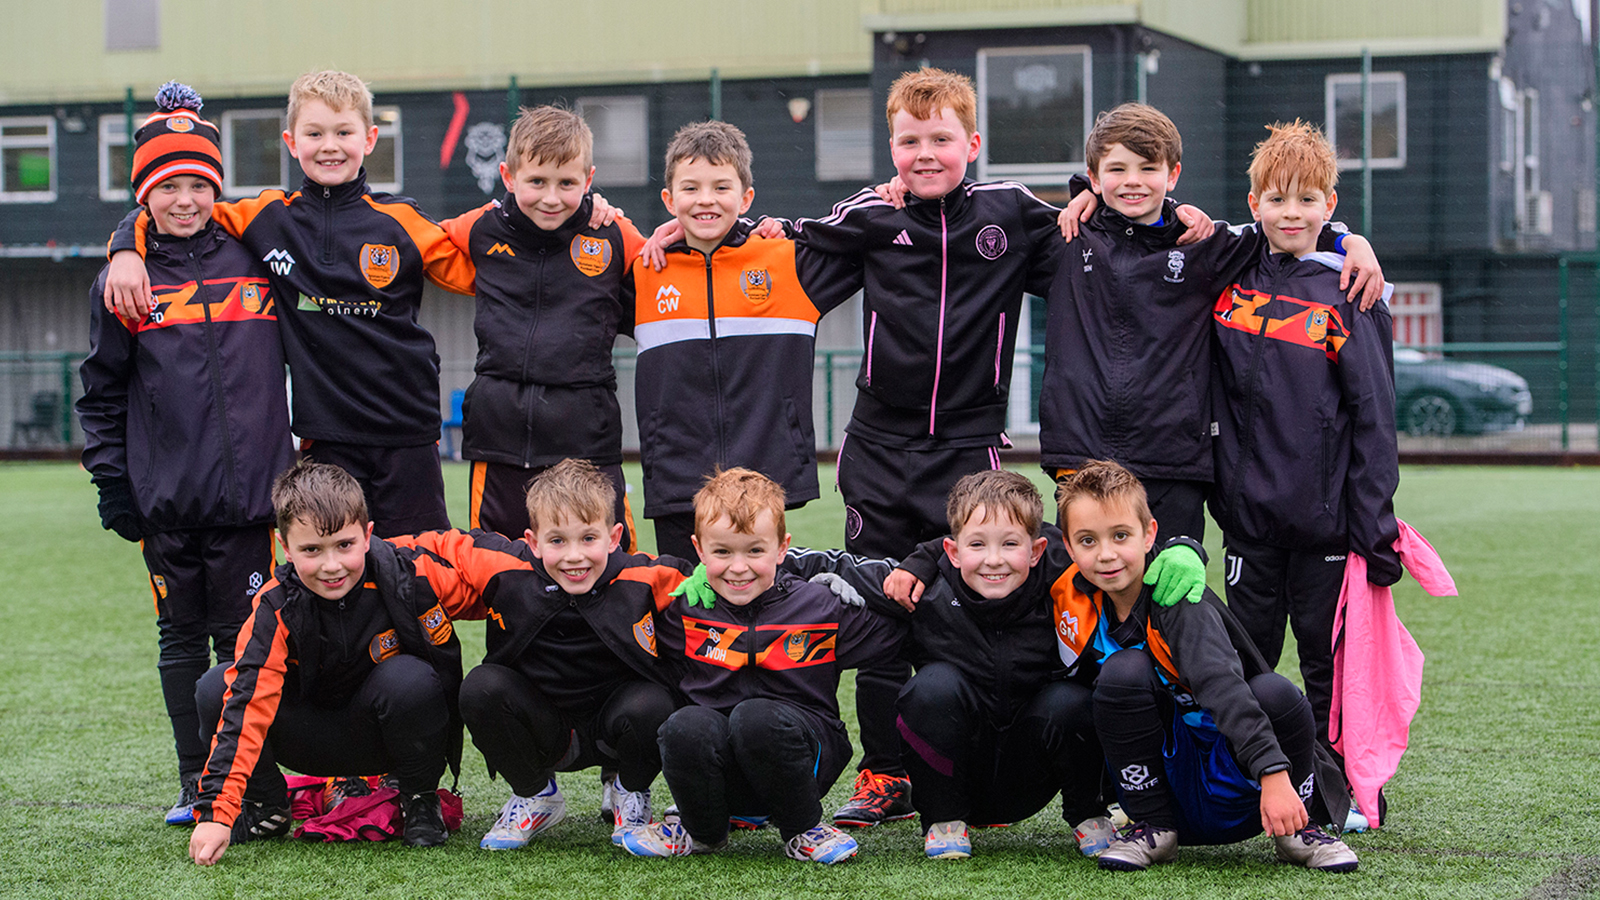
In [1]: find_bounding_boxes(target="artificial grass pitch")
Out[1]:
[1,461,1596,900]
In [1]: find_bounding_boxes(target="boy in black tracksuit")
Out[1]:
[442,107,644,547]
[1209,122,1401,768]
[76,84,295,826]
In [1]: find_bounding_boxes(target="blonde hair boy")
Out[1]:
[524,457,616,533]
[506,105,594,173]
[286,70,374,130]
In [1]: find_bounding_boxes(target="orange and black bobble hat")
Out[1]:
[130,81,224,205]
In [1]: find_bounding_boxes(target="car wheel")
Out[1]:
[1404,392,1458,437]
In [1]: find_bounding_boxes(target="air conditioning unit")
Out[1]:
[1523,190,1553,235]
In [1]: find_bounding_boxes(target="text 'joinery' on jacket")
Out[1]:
[623,221,861,517]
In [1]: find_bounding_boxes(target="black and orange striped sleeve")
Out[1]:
[397,529,533,620]
[208,192,292,243]
[369,197,477,295]
[196,584,291,828]
[613,555,694,613]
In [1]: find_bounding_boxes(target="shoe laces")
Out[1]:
[1115,821,1165,848]
[1293,825,1338,846]
[616,782,651,826]
[849,769,897,799]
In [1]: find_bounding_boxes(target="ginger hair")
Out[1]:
[693,468,785,539]
[885,67,978,137]
[1248,119,1338,197]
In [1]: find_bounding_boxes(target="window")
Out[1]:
[222,110,287,196]
[575,96,648,187]
[366,106,403,193]
[977,45,1092,184]
[814,88,873,182]
[0,117,57,203]
[105,0,160,51]
[1325,72,1406,169]
[99,114,135,202]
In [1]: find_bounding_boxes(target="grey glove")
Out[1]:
[809,572,865,608]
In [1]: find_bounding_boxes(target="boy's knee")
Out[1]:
[728,698,808,751]
[193,662,232,726]
[897,662,973,719]
[660,705,728,756]
[1096,648,1156,692]
[458,663,520,720]
[367,654,446,718]
[1248,672,1311,722]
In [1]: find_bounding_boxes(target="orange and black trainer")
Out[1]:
[832,770,914,828]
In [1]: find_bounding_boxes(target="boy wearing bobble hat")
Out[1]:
[77,82,296,827]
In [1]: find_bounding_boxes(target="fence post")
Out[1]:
[1558,257,1570,450]
[822,350,835,447]
[59,352,73,444]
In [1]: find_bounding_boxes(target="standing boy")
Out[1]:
[443,107,645,549]
[77,83,296,826]
[104,71,478,536]
[619,469,905,864]
[625,122,861,561]
[1055,461,1357,873]
[1208,121,1400,763]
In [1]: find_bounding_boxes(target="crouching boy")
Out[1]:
[1055,461,1357,872]
[188,462,471,865]
[620,469,905,864]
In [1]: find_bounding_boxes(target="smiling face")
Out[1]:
[889,107,980,200]
[943,505,1048,600]
[1249,181,1337,258]
[691,511,790,606]
[525,512,622,595]
[501,154,594,231]
[661,156,753,255]
[283,99,378,187]
[280,516,373,601]
[1088,142,1180,225]
[146,175,215,238]
[1063,495,1157,611]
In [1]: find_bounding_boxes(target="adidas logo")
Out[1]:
[892,230,913,246]
[487,243,515,256]
[263,248,295,276]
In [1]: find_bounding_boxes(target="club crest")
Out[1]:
[570,235,612,277]
[1305,308,1330,344]
[151,574,167,601]
[167,115,194,134]
[240,282,265,314]
[633,612,658,656]
[740,268,771,303]
[369,628,400,663]
[360,244,399,289]
[975,224,1008,260]
[418,604,453,644]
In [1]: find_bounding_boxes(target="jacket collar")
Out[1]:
[499,192,596,246]
[666,217,755,257]
[903,178,973,225]
[145,220,224,259]
[297,168,369,204]
[1090,198,1185,245]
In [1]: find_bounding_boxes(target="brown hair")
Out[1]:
[885,67,977,136]
[1248,119,1338,197]
[663,120,753,192]
[506,105,593,173]
[1084,103,1182,173]
[524,458,616,532]
[693,467,785,539]
[946,470,1044,539]
[1055,460,1153,529]
[286,70,374,130]
[272,460,367,536]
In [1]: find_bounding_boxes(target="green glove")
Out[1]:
[1145,543,1206,607]
[670,563,718,609]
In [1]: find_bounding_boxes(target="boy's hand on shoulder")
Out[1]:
[1173,205,1215,245]
[882,568,925,612]
[588,192,621,228]
[809,572,865,608]
[190,821,231,866]
[669,563,718,609]
[639,219,684,272]
[1145,542,1206,607]
[1059,190,1098,241]
[751,216,786,240]
[873,176,910,210]
[1339,234,1386,312]
[1258,770,1309,837]
[105,250,154,319]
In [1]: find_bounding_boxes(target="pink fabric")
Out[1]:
[1331,520,1455,828]
[283,775,463,841]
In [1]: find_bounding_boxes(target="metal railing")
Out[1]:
[0,351,78,448]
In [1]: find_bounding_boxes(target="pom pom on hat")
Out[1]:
[131,82,224,205]
[153,81,204,113]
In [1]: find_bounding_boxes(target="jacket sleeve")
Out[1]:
[615,213,648,265]
[1336,298,1403,585]
[787,189,879,260]
[371,196,477,295]
[781,546,910,621]
[1018,186,1065,295]
[195,587,292,827]
[106,207,149,258]
[390,528,535,619]
[792,242,863,316]
[618,258,639,339]
[76,268,136,483]
[1157,592,1290,780]
[441,201,492,258]
[833,599,910,670]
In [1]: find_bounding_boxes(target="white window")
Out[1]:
[222,109,287,197]
[576,96,648,187]
[977,45,1092,184]
[1324,72,1406,169]
[105,0,159,51]
[366,106,403,193]
[98,114,134,202]
[0,117,57,203]
[814,88,873,183]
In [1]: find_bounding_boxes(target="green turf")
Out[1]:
[2,462,1597,899]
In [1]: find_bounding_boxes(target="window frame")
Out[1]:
[97,114,135,203]
[575,95,649,188]
[221,109,289,197]
[813,88,874,183]
[1324,72,1407,170]
[0,116,58,203]
[366,105,403,193]
[975,44,1093,185]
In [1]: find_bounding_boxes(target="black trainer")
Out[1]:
[230,801,292,844]
[402,790,448,847]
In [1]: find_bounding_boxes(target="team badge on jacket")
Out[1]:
[419,603,454,644]
[632,612,658,656]
[239,282,266,314]
[740,268,770,303]
[570,235,611,277]
[360,243,399,289]
[1305,308,1330,344]
[975,224,1008,260]
[369,628,400,663]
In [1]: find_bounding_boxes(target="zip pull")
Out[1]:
[323,186,331,199]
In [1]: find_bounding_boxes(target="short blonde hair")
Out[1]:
[286,70,374,130]
[1248,119,1338,197]
[693,468,785,539]
[946,470,1043,539]
[663,121,753,193]
[507,105,593,173]
[1055,460,1153,530]
[886,67,977,137]
[525,458,615,533]
[273,460,367,536]
[1085,103,1182,173]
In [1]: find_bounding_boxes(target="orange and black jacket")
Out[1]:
[78,221,294,533]
[1209,249,1401,584]
[194,535,498,828]
[653,570,906,724]
[443,194,645,468]
[622,220,861,517]
[109,170,476,447]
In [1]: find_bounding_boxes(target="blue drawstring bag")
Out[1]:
[1163,708,1263,845]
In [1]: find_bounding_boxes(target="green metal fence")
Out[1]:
[0,352,79,448]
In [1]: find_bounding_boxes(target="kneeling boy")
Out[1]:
[1055,461,1357,872]
[620,469,905,864]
